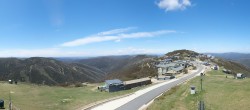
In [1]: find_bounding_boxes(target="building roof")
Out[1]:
[163,59,172,62]
[171,66,184,72]
[124,77,151,85]
[156,62,177,68]
[237,73,243,75]
[166,70,176,74]
[237,73,243,77]
[105,79,123,85]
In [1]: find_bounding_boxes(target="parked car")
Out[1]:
[170,76,175,79]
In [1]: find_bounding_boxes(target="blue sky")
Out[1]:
[0,0,250,57]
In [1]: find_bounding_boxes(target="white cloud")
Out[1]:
[0,48,91,57]
[0,48,63,57]
[157,0,192,11]
[61,36,118,47]
[0,27,177,57]
[0,47,167,57]
[61,28,176,47]
[115,47,167,55]
[97,27,136,35]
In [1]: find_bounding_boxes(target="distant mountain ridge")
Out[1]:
[208,53,250,68]
[1,50,250,86]
[77,55,157,80]
[0,57,106,85]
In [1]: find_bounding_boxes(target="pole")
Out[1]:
[9,91,12,110]
[200,73,203,91]
[201,78,203,91]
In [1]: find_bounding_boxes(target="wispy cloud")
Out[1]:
[61,28,176,47]
[0,47,167,57]
[115,47,167,55]
[157,0,192,11]
[97,27,136,35]
[0,48,90,57]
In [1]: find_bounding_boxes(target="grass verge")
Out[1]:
[0,82,146,110]
[147,69,250,110]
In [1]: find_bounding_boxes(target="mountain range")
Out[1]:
[1,50,250,85]
[76,55,157,80]
[208,53,250,68]
[0,57,105,85]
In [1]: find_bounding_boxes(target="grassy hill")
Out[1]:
[106,57,157,80]
[77,55,133,73]
[0,57,106,85]
[148,69,250,110]
[209,53,250,68]
[212,58,250,77]
[165,49,199,57]
[78,55,157,80]
[0,81,145,110]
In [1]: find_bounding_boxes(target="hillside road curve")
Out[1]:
[91,61,205,110]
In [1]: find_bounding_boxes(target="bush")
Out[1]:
[74,82,84,87]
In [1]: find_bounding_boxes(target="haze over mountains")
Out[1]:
[209,53,250,68]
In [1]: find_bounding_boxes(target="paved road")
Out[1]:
[116,63,204,110]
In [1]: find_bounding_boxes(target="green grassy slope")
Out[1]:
[148,69,250,110]
[0,82,143,110]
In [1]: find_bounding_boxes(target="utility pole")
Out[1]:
[200,73,203,91]
[9,91,12,110]
[199,73,205,110]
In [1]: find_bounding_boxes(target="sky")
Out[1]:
[0,0,250,57]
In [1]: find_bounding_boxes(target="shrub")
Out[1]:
[74,82,84,87]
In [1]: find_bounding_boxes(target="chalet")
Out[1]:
[124,77,151,89]
[165,70,176,76]
[156,62,177,75]
[99,79,124,92]
[213,65,219,70]
[172,66,184,73]
[223,69,231,74]
[163,58,173,63]
[236,73,246,79]
[156,60,190,78]
[99,78,152,92]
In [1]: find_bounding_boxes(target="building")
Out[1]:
[165,70,176,76]
[99,79,124,92]
[213,65,219,70]
[222,69,231,74]
[236,73,246,79]
[99,78,152,92]
[171,66,184,73]
[156,60,189,77]
[124,77,151,89]
[163,58,173,63]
